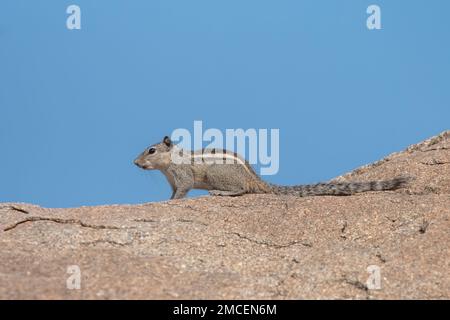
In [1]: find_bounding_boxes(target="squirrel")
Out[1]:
[134,136,411,200]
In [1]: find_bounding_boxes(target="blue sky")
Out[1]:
[1,0,449,207]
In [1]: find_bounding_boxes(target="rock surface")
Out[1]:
[1,131,449,299]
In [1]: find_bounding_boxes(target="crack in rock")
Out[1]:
[340,221,348,240]
[3,217,123,232]
[176,218,209,227]
[228,231,312,249]
[419,146,450,152]
[0,205,29,214]
[376,253,387,263]
[420,160,450,166]
[342,277,369,292]
[419,220,430,234]
[133,218,158,223]
[81,239,133,247]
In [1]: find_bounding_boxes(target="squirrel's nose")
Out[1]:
[133,159,140,166]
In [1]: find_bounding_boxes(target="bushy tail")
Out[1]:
[270,176,412,197]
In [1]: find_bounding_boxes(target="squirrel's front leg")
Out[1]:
[171,188,190,199]
[167,165,194,200]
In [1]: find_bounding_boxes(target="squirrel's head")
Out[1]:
[134,136,173,170]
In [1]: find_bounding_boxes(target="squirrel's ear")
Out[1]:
[163,136,172,148]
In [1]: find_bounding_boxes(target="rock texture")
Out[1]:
[1,131,449,299]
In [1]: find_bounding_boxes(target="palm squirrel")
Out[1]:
[134,136,411,200]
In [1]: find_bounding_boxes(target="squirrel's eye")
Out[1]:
[148,148,156,155]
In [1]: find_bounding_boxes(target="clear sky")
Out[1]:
[1,0,449,207]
